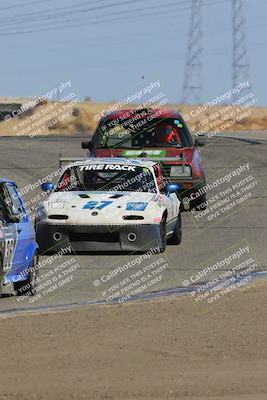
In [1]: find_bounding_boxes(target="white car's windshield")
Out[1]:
[56,164,157,193]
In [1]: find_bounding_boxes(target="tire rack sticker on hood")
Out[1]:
[79,165,136,171]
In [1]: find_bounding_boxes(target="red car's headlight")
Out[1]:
[170,165,191,177]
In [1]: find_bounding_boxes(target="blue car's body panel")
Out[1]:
[0,179,38,285]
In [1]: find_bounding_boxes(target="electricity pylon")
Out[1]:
[232,0,252,102]
[182,0,203,104]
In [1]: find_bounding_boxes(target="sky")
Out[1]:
[1,0,267,105]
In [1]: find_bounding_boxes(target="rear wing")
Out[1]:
[58,155,186,169]
[139,157,184,163]
[59,156,87,168]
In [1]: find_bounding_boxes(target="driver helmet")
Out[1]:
[156,123,176,143]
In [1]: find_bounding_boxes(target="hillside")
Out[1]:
[0,99,266,137]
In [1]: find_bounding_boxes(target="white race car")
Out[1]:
[36,158,182,253]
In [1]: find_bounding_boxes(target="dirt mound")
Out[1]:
[0,100,266,137]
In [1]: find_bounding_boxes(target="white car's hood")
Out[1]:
[41,191,166,225]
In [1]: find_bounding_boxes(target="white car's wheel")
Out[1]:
[168,213,182,245]
[0,256,3,298]
[160,216,167,253]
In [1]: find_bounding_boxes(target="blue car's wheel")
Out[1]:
[14,255,39,296]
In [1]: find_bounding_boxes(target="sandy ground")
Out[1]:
[1,99,267,137]
[1,278,267,400]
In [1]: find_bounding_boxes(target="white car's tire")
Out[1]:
[0,256,3,298]
[160,216,167,253]
[168,213,182,245]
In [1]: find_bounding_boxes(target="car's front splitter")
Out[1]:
[36,222,162,253]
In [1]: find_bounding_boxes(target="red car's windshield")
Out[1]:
[95,118,192,149]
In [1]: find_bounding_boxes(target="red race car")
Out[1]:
[82,108,206,210]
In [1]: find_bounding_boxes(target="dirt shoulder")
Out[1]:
[0,279,267,400]
[1,101,267,137]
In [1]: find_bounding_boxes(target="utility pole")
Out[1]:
[182,0,203,104]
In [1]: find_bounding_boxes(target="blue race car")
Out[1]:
[0,179,39,297]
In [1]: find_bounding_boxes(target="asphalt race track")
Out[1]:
[0,132,266,315]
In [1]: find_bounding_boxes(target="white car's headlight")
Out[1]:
[47,202,66,209]
[126,202,148,211]
[170,165,191,177]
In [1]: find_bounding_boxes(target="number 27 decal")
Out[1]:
[83,201,113,210]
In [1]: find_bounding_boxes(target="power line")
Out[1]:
[0,0,113,21]
[0,0,188,28]
[0,3,195,36]
[0,0,223,26]
[0,0,152,24]
[0,0,226,36]
[0,0,51,11]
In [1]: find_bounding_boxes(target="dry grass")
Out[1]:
[0,100,267,137]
